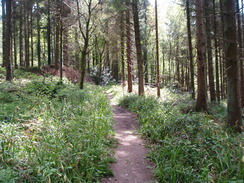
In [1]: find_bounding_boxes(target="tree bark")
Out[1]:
[55,16,60,69]
[126,0,133,93]
[24,2,30,68]
[37,2,41,70]
[5,0,13,81]
[47,0,52,65]
[132,0,144,95]
[2,0,6,67]
[236,0,244,108]
[195,0,208,112]
[204,0,216,101]
[19,5,23,67]
[213,0,220,101]
[222,0,242,132]
[155,0,160,97]
[120,10,126,87]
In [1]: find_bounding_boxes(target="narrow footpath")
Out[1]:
[102,93,154,183]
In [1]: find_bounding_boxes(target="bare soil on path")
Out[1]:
[102,93,155,183]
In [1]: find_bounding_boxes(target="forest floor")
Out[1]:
[102,92,155,183]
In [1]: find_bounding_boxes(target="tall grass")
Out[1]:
[119,94,243,183]
[0,76,115,182]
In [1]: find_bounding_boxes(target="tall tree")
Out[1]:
[213,0,220,101]
[37,1,41,70]
[132,0,144,95]
[76,0,98,89]
[47,0,52,65]
[222,0,242,132]
[195,0,207,111]
[120,10,126,87]
[155,0,160,97]
[5,0,13,81]
[204,0,216,102]
[2,0,6,67]
[236,0,244,108]
[126,0,133,93]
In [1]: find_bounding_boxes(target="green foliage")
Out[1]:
[0,67,5,80]
[14,67,39,80]
[119,94,243,183]
[0,76,115,182]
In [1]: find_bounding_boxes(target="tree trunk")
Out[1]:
[30,8,34,67]
[155,0,160,97]
[236,0,244,108]
[2,0,6,67]
[220,0,227,99]
[186,0,195,99]
[5,0,13,81]
[132,0,144,95]
[24,3,30,68]
[142,0,149,84]
[126,0,133,93]
[120,10,126,87]
[37,2,41,70]
[47,0,52,65]
[204,0,216,101]
[222,0,242,132]
[195,0,208,112]
[63,27,69,66]
[13,16,17,68]
[213,0,220,101]
[55,17,60,69]
[19,5,23,67]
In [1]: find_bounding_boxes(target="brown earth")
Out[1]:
[102,92,155,183]
[42,65,93,83]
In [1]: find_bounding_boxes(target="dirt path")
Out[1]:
[102,93,154,183]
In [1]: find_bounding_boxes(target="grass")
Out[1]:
[0,69,115,182]
[118,90,243,183]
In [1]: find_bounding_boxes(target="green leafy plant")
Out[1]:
[119,93,243,183]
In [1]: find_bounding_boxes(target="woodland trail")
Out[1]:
[102,92,155,183]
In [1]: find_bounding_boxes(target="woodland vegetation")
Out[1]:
[0,0,243,182]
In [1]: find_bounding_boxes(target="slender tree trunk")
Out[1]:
[63,27,69,66]
[133,0,144,95]
[120,10,126,87]
[2,0,6,67]
[205,0,216,101]
[223,0,242,132]
[37,2,41,70]
[24,3,30,68]
[213,0,220,101]
[60,13,63,83]
[47,0,52,65]
[143,0,149,84]
[195,0,208,111]
[186,0,195,99]
[30,9,34,67]
[55,17,60,69]
[19,6,23,67]
[80,43,88,89]
[220,0,227,99]
[6,0,13,81]
[126,0,133,93]
[13,17,17,68]
[155,0,160,97]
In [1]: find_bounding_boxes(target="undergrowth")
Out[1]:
[0,73,115,182]
[119,94,243,183]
